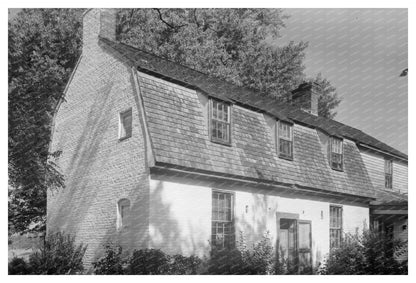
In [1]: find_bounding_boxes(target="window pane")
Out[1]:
[299,222,311,249]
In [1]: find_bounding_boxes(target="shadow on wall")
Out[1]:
[236,192,269,247]
[49,80,116,234]
[148,180,210,258]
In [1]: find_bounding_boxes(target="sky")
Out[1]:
[278,8,408,154]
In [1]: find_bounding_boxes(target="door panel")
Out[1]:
[298,220,312,274]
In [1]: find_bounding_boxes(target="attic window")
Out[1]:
[330,137,343,171]
[277,121,293,160]
[385,159,393,189]
[119,108,132,140]
[210,99,231,145]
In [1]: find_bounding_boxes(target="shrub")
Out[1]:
[238,231,275,274]
[168,254,202,275]
[92,244,125,275]
[126,248,170,275]
[207,247,251,274]
[8,257,32,275]
[8,232,86,275]
[324,229,408,275]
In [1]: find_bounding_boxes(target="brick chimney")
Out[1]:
[82,9,117,53]
[291,82,320,116]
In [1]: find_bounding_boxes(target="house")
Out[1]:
[47,8,408,271]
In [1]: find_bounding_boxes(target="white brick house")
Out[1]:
[47,8,408,271]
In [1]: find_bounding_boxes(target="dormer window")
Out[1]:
[277,121,293,160]
[330,137,343,171]
[385,159,393,189]
[210,99,231,145]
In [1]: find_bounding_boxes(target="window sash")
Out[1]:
[385,173,393,189]
[330,138,343,170]
[212,192,234,249]
[279,122,292,140]
[210,100,231,143]
[385,160,393,174]
[279,139,293,158]
[278,122,293,158]
[330,206,343,249]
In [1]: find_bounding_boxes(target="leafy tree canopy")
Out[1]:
[8,8,340,233]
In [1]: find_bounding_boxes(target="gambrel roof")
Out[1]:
[100,37,407,199]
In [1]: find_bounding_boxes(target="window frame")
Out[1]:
[211,190,235,250]
[384,159,393,189]
[329,205,343,250]
[329,137,344,171]
[117,198,131,230]
[277,121,294,160]
[119,108,133,141]
[209,98,232,146]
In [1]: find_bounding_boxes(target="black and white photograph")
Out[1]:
[7,1,410,276]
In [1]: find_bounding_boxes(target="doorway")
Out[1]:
[277,213,312,274]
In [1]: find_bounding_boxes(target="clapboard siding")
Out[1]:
[360,148,408,193]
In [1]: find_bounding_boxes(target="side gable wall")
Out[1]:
[47,42,150,266]
[360,148,408,194]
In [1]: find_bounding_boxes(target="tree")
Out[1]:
[310,73,341,119]
[8,8,340,233]
[8,9,83,233]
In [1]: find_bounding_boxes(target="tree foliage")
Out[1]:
[8,9,83,233]
[8,8,340,233]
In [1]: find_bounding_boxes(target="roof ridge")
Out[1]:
[109,37,210,77]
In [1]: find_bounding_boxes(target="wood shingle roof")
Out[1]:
[100,37,407,199]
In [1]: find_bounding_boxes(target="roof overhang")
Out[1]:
[150,162,375,204]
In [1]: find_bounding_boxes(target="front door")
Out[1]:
[277,213,313,274]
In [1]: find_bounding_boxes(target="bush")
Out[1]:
[206,232,276,275]
[92,244,125,275]
[168,254,202,275]
[29,231,87,274]
[324,229,408,275]
[8,257,32,275]
[8,232,86,275]
[126,248,170,274]
[238,231,275,274]
[207,247,251,274]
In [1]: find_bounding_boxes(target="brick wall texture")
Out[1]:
[47,9,150,267]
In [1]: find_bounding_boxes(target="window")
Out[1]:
[330,205,342,249]
[210,99,231,144]
[119,108,132,140]
[277,121,293,159]
[212,191,234,249]
[117,198,130,230]
[385,159,393,189]
[330,137,343,171]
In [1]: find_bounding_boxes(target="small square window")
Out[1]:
[385,159,393,189]
[277,121,293,160]
[210,99,231,145]
[119,108,132,140]
[330,137,343,171]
